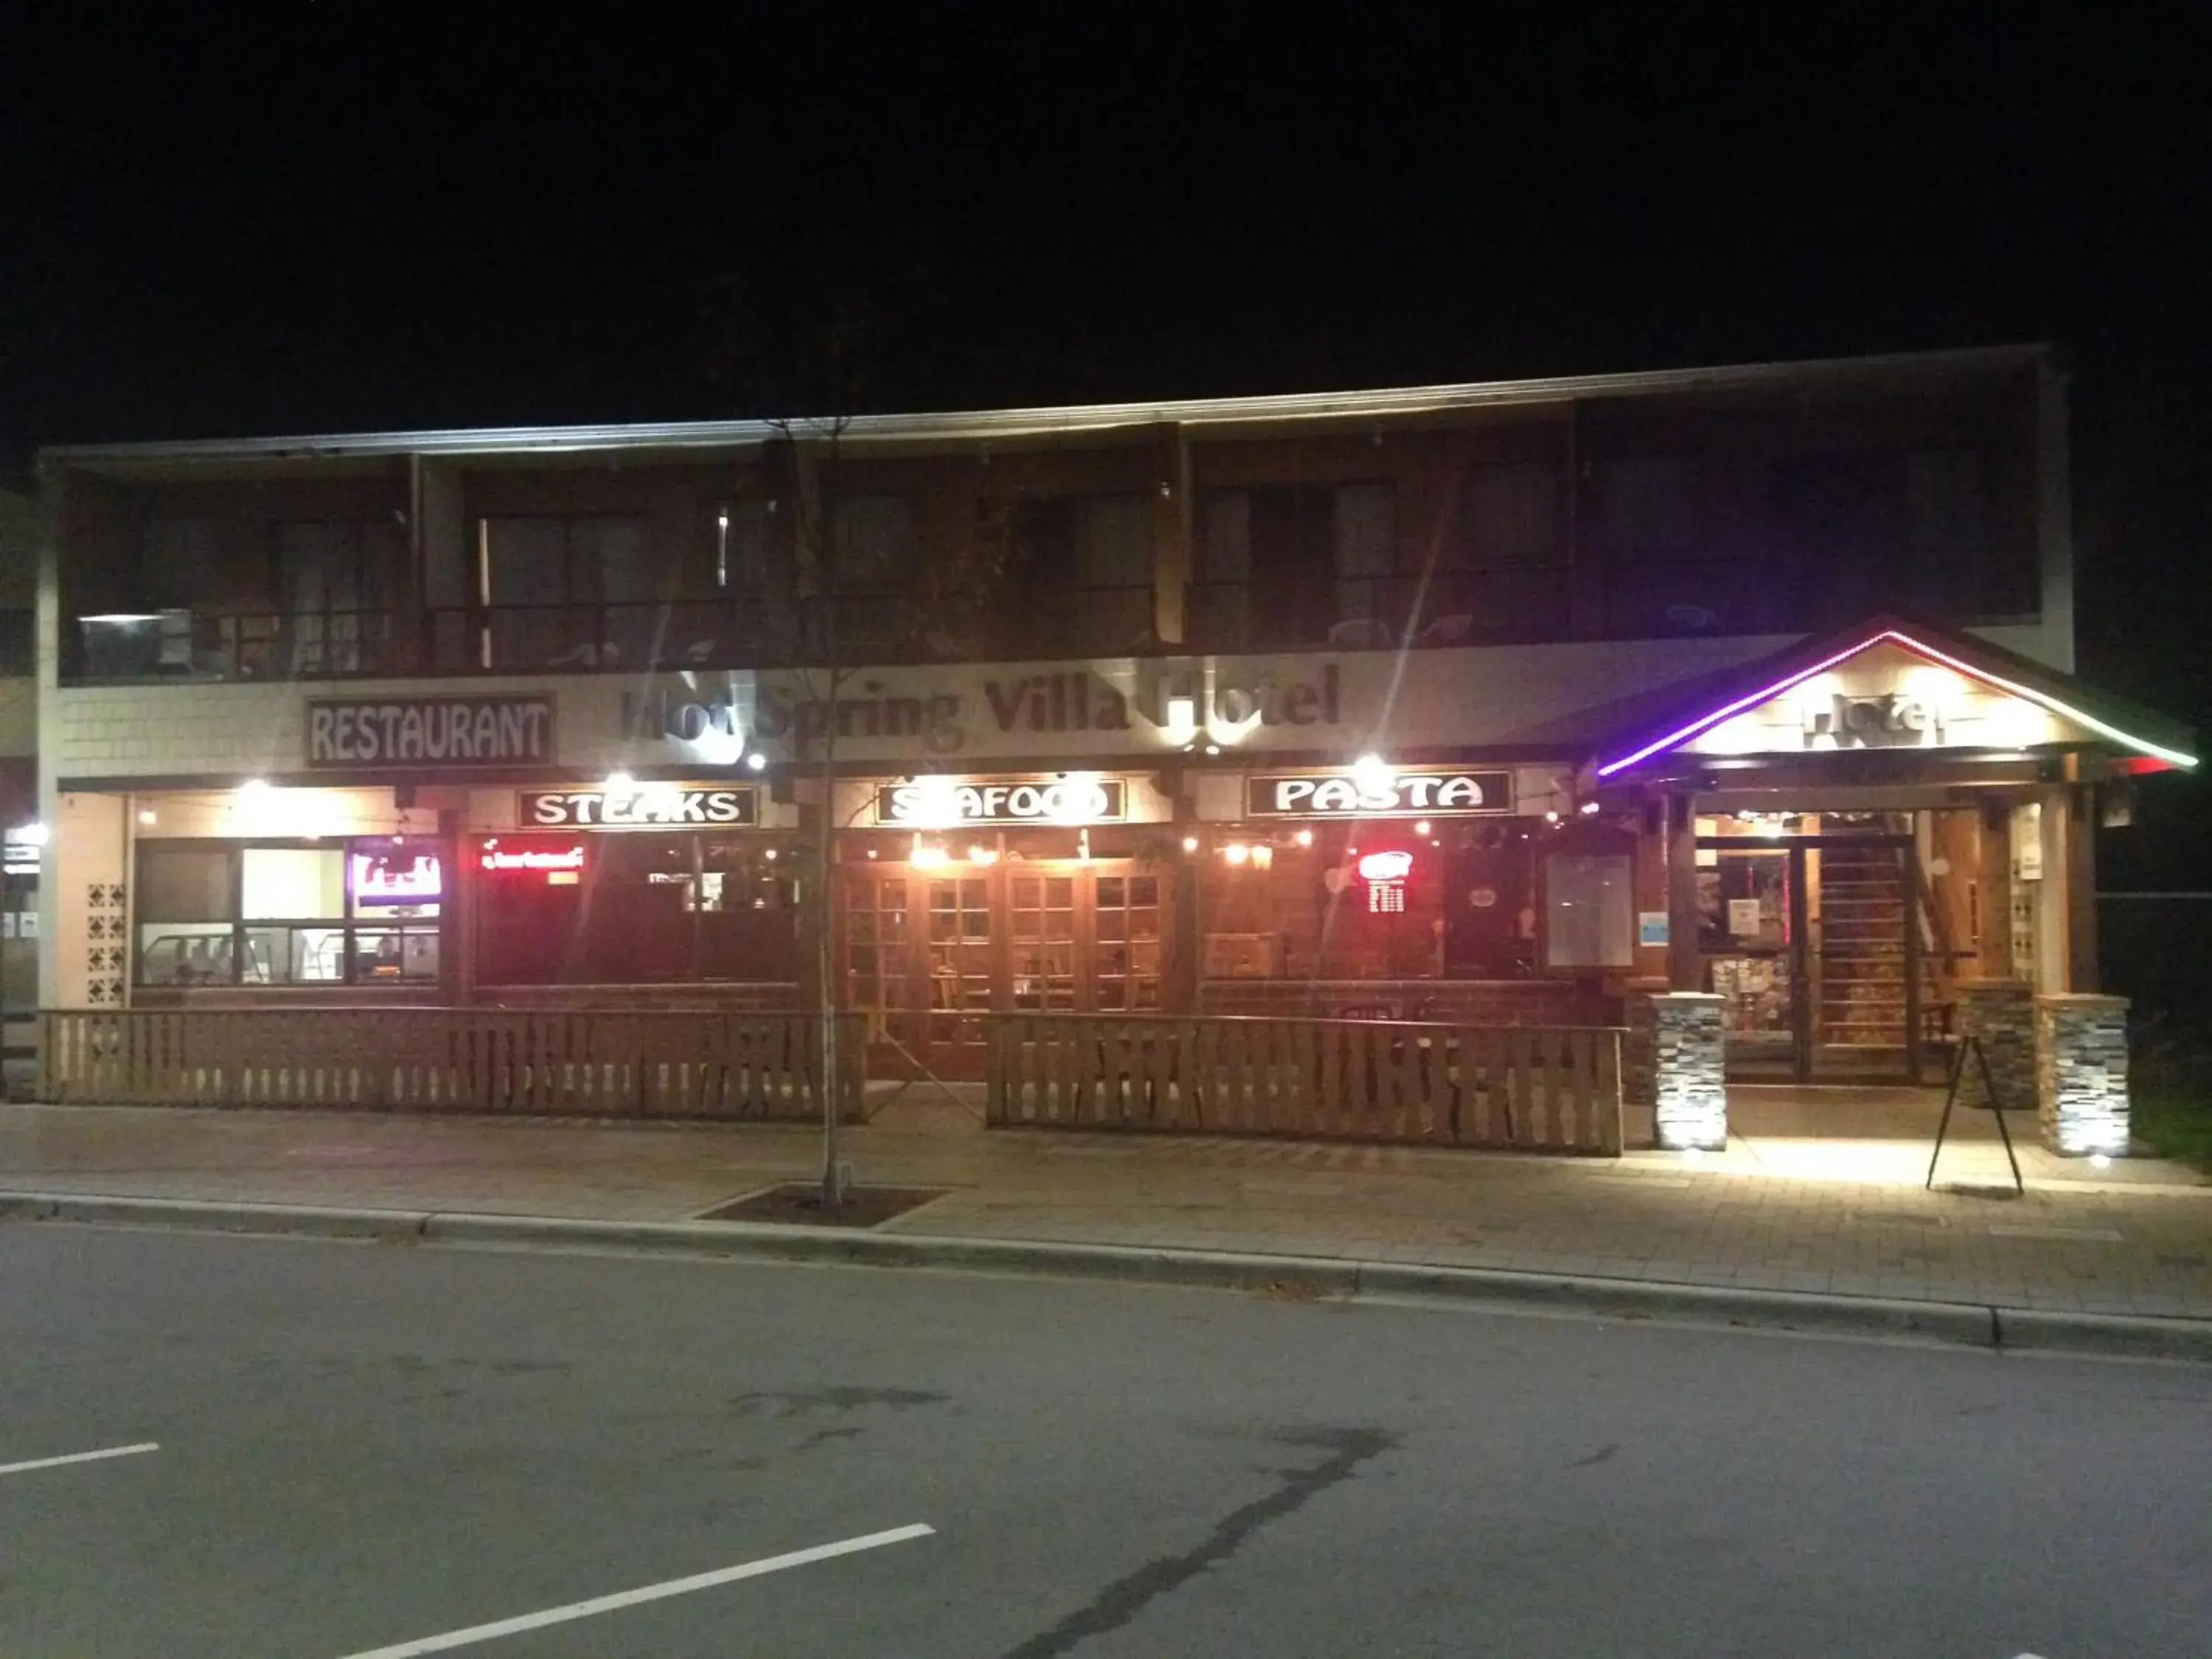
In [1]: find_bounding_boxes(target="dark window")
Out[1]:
[1006,494,1155,654]
[480,515,653,669]
[1770,453,1907,627]
[1597,458,1696,562]
[474,832,798,987]
[273,521,402,675]
[1197,483,1397,648]
[1427,463,1569,643]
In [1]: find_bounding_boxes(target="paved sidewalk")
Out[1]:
[1,1096,2207,1322]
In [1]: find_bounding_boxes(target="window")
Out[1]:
[1598,458,1694,561]
[473,832,797,987]
[481,515,653,668]
[1458,463,1562,568]
[1545,853,1633,969]
[135,840,445,988]
[1197,483,1397,647]
[830,494,918,589]
[1007,494,1156,653]
[274,521,400,675]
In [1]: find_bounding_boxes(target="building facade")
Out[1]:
[24,347,2194,1098]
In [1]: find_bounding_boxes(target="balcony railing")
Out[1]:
[69,609,402,682]
[1190,571,1574,653]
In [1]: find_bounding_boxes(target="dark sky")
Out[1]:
[4,8,2207,874]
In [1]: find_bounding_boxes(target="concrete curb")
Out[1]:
[3,1189,2206,1363]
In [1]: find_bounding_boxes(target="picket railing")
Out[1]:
[38,1009,863,1121]
[985,1014,1624,1154]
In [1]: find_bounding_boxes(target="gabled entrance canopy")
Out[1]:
[1590,614,2197,782]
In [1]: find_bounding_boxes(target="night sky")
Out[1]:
[4,10,2206,880]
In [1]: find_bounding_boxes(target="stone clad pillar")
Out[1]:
[1652,992,1726,1151]
[1953,980,2034,1113]
[2035,994,2132,1157]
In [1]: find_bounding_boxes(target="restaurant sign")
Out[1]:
[521,785,757,828]
[308,696,554,769]
[875,776,1127,827]
[1245,770,1513,818]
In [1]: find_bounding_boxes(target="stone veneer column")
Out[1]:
[2035,994,2132,1157]
[1652,992,1727,1151]
[1952,980,2034,1113]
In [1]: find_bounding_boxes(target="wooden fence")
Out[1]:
[38,1009,864,1121]
[985,1014,1624,1154]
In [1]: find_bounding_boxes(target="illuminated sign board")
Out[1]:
[349,850,443,906]
[308,696,554,768]
[521,785,756,828]
[874,776,1127,827]
[1245,771,1512,818]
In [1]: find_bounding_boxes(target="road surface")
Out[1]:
[0,1224,2203,1656]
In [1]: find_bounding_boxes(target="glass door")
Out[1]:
[1700,843,1800,1079]
[925,874,996,1072]
[1009,872,1077,1010]
[1807,838,1919,1081]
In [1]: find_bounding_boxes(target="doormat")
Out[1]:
[696,1184,948,1228]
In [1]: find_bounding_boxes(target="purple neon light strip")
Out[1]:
[1594,627,2198,776]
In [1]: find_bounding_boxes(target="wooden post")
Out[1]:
[2064,784,2098,992]
[1666,794,1701,991]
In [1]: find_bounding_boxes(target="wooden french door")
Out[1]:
[841,860,1164,1079]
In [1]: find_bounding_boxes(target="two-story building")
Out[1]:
[24,346,2194,1130]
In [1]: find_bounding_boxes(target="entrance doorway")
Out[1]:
[841,859,1166,1079]
[1700,832,1924,1083]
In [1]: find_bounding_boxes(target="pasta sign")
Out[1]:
[307,697,554,768]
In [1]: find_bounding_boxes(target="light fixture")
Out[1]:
[764,848,779,861]
[137,810,159,827]
[1413,819,1431,837]
[1250,844,1273,869]
[1579,800,1601,816]
[745,752,768,772]
[967,844,1000,866]
[866,847,879,859]
[1352,753,1392,793]
[603,771,636,795]
[7,821,49,846]
[1222,843,1250,866]
[1181,835,1200,853]
[911,845,950,869]
[1204,744,1221,757]
[1293,827,1314,847]
[1164,695,1197,736]
[1544,810,1561,824]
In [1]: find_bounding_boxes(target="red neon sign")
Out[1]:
[479,842,585,874]
[1356,849,1413,883]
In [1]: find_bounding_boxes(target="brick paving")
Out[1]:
[0,1096,2206,1321]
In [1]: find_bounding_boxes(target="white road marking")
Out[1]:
[0,1441,160,1478]
[332,1522,936,1659]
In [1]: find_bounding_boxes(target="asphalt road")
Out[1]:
[0,1227,2205,1658]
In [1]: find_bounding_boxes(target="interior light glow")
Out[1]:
[1181,835,1200,853]
[1250,844,1273,869]
[1598,626,2200,776]
[1294,827,1314,847]
[80,612,167,624]
[7,821,50,847]
[910,844,950,869]
[764,848,778,861]
[1222,843,1251,865]
[966,845,999,866]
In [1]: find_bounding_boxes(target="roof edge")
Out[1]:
[37,344,2055,467]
